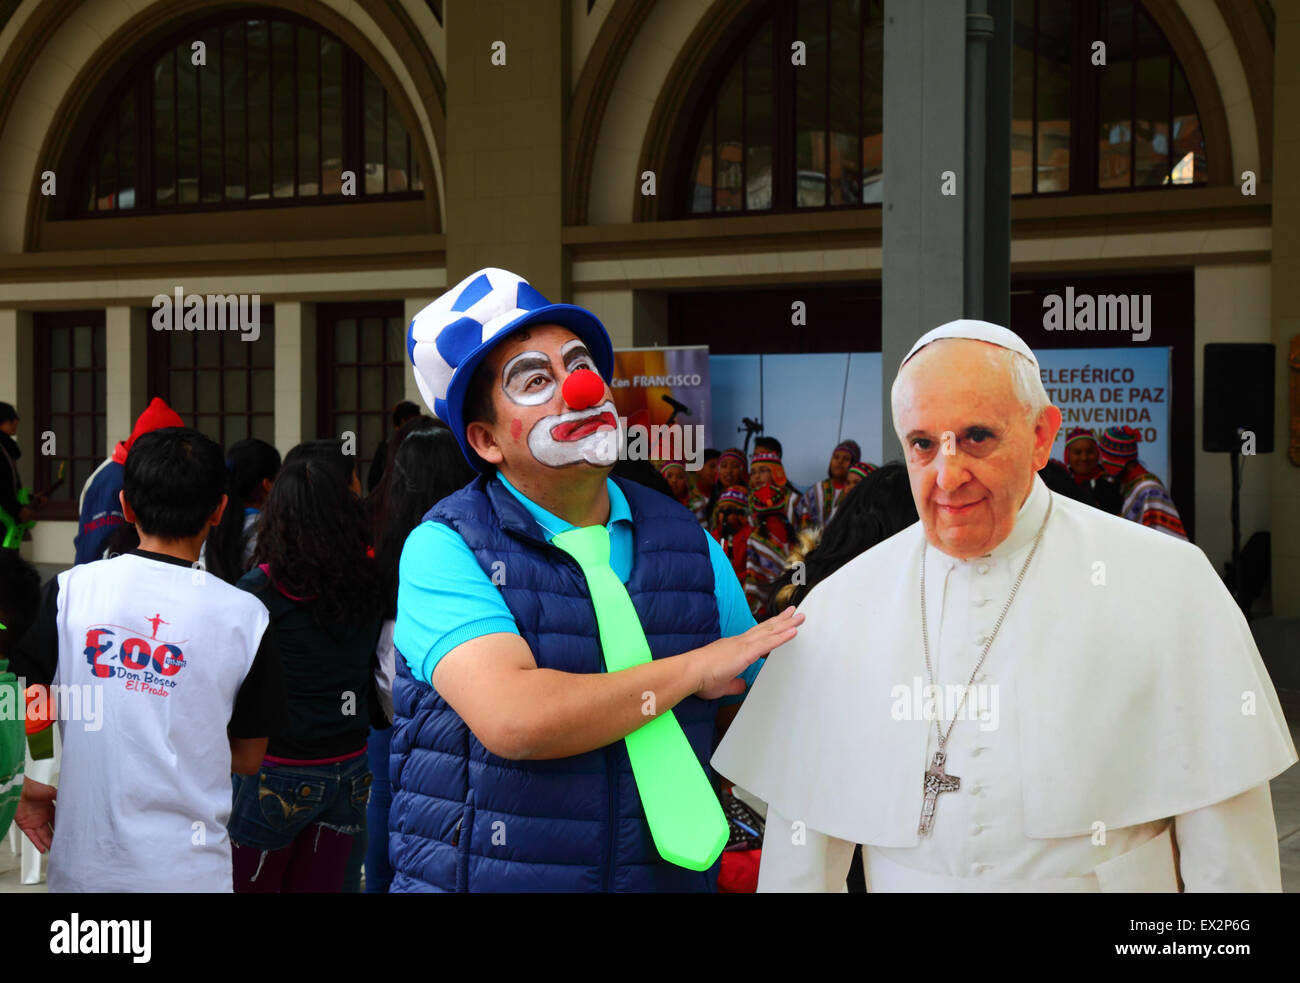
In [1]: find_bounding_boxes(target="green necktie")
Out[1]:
[551,524,728,872]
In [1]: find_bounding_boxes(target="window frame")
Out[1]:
[315,301,409,479]
[678,0,882,218]
[67,6,424,220]
[32,311,108,522]
[145,311,278,452]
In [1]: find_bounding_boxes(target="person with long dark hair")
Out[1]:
[768,461,919,613]
[228,458,385,892]
[364,414,447,544]
[283,438,362,496]
[364,423,474,892]
[206,438,281,584]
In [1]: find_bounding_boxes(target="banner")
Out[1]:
[709,353,883,492]
[611,346,712,462]
[1038,347,1172,486]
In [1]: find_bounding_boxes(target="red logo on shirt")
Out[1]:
[82,615,188,696]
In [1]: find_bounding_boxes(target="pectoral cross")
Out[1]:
[918,750,960,836]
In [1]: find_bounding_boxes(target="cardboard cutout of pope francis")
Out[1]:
[711,320,1298,892]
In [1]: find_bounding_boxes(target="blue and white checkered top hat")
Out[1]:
[408,267,615,471]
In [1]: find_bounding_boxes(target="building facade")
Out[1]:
[0,0,1295,614]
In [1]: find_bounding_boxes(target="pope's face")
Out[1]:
[829,449,853,481]
[718,457,743,486]
[468,324,621,479]
[893,340,1060,560]
[1067,439,1098,476]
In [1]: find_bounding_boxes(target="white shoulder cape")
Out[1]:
[711,490,1297,846]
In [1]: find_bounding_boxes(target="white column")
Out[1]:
[104,306,147,455]
[404,296,434,409]
[273,302,315,453]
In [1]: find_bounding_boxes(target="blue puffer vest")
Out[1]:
[389,474,723,892]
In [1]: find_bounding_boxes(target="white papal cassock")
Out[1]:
[712,474,1297,891]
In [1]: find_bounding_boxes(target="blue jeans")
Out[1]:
[229,754,372,852]
[364,726,394,892]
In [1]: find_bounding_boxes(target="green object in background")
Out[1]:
[0,659,24,839]
[551,524,728,872]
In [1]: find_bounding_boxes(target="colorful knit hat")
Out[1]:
[848,461,876,481]
[716,485,748,510]
[751,449,781,467]
[833,440,861,461]
[658,461,685,478]
[717,448,748,485]
[1064,427,1098,452]
[749,483,790,516]
[711,484,750,533]
[1098,425,1140,471]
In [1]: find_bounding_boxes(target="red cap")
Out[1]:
[114,397,185,463]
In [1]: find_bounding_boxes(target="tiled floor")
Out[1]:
[1273,692,1300,892]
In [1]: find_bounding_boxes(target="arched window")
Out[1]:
[1012,0,1206,194]
[680,0,1206,214]
[73,11,424,215]
[684,0,884,216]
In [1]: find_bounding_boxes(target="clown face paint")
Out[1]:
[500,336,623,468]
[527,398,623,467]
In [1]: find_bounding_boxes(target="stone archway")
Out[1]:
[0,0,446,252]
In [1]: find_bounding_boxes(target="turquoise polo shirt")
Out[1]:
[395,473,760,703]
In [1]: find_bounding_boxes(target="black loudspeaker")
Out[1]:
[1202,343,1274,453]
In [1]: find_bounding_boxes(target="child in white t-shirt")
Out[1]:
[10,427,286,892]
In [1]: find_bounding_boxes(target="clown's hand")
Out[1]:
[15,778,56,853]
[690,606,803,701]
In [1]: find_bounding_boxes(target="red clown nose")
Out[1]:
[562,368,606,410]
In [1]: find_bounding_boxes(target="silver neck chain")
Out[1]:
[920,495,1054,754]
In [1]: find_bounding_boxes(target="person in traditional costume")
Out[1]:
[1097,425,1187,538]
[716,449,748,496]
[710,485,753,584]
[743,483,796,620]
[750,449,800,528]
[659,460,707,520]
[713,319,1296,892]
[1061,426,1122,514]
[845,461,875,492]
[753,437,802,510]
[694,449,720,527]
[795,440,860,532]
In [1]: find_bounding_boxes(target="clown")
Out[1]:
[395,268,802,892]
